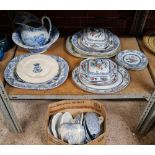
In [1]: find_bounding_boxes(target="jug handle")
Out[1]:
[41,16,52,41]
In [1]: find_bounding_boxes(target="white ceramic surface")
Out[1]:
[58,123,86,144]
[51,112,63,138]
[59,112,74,125]
[16,54,59,84]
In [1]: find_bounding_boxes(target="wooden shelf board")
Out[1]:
[4,38,154,99]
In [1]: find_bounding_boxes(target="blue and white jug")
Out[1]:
[17,16,52,47]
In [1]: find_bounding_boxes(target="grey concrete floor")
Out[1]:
[0,100,155,144]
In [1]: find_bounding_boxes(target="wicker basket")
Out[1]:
[47,100,107,145]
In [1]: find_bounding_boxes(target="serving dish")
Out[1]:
[72,66,130,94]
[4,54,69,90]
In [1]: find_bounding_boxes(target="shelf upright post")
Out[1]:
[0,81,22,133]
[136,89,155,134]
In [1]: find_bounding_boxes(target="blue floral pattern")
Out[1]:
[33,63,43,73]
[115,50,148,70]
[12,26,59,53]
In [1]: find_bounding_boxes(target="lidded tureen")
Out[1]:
[81,27,112,50]
[79,58,118,86]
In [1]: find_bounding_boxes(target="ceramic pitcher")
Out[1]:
[17,16,52,47]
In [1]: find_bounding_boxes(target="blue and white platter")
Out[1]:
[4,54,69,90]
[115,50,148,70]
[72,66,130,94]
[71,31,120,57]
[66,36,121,58]
[12,25,59,53]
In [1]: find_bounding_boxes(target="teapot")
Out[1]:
[17,16,52,47]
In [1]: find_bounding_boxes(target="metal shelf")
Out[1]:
[0,37,155,134]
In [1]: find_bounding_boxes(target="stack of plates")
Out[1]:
[115,50,148,70]
[143,32,155,53]
[72,58,130,94]
[66,27,121,58]
[4,54,69,90]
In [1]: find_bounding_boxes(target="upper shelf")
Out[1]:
[1,37,153,100]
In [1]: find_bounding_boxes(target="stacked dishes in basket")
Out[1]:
[66,27,121,58]
[12,16,59,53]
[48,112,104,144]
[72,58,130,94]
[4,54,69,90]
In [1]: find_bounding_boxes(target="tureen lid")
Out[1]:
[82,27,110,43]
[80,58,118,77]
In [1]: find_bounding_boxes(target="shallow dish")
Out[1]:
[16,54,59,84]
[115,50,148,70]
[12,25,59,53]
[4,54,69,90]
[72,66,130,94]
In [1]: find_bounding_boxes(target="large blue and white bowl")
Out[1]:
[12,25,59,53]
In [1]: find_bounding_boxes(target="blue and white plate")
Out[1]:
[71,31,120,57]
[4,54,69,90]
[12,25,59,53]
[115,50,148,70]
[72,66,130,94]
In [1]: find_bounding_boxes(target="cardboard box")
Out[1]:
[47,100,106,145]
